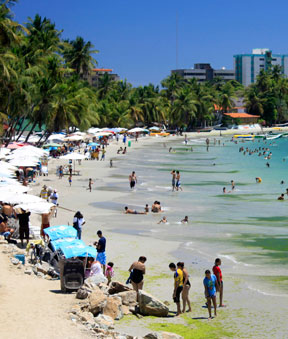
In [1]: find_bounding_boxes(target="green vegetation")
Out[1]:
[1,1,287,146]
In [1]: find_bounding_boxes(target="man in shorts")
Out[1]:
[213,258,225,307]
[203,269,219,319]
[129,171,137,189]
[169,263,183,316]
[171,170,176,191]
[95,230,106,274]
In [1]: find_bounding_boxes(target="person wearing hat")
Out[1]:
[40,185,48,201]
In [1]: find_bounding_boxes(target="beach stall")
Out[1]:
[59,153,85,175]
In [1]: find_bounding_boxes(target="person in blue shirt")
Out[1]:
[95,230,106,275]
[203,269,219,319]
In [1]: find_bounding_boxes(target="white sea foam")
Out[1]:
[219,254,254,267]
[247,285,288,298]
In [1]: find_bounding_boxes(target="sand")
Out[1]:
[1,129,288,339]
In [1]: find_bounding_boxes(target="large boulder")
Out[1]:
[117,290,137,306]
[138,290,169,317]
[79,311,95,325]
[103,296,123,320]
[89,288,107,315]
[84,274,107,288]
[76,286,92,300]
[108,281,131,295]
[94,314,114,330]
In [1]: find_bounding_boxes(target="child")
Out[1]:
[105,262,114,285]
[87,178,93,192]
[158,216,167,224]
[68,175,72,187]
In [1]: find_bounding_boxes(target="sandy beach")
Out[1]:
[1,129,288,338]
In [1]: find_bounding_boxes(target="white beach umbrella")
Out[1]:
[128,127,149,133]
[14,202,54,214]
[9,158,39,167]
[149,126,161,131]
[63,135,84,141]
[47,134,66,141]
[60,153,85,160]
[0,148,10,158]
[0,185,30,194]
[87,127,102,134]
[95,131,113,137]
[0,161,18,171]
[0,177,19,185]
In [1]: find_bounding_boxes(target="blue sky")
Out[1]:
[12,0,288,86]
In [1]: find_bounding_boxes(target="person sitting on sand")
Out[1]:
[117,147,123,154]
[256,177,262,183]
[181,216,189,223]
[124,206,146,215]
[278,194,285,200]
[0,213,14,241]
[158,216,167,224]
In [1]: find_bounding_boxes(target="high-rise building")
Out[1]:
[171,63,235,83]
[82,68,120,87]
[234,49,288,86]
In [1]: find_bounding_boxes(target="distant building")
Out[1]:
[171,63,235,82]
[234,49,288,86]
[82,68,120,87]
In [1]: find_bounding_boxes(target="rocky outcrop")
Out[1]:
[117,290,137,306]
[138,290,169,317]
[108,281,132,295]
[103,296,123,320]
[89,288,107,315]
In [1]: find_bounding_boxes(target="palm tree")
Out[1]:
[63,36,98,76]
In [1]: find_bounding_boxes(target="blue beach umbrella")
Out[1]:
[59,242,96,259]
[50,238,85,251]
[88,142,100,146]
[44,225,77,241]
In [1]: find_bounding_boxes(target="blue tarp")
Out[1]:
[44,225,77,241]
[88,142,100,147]
[50,238,85,251]
[59,242,96,259]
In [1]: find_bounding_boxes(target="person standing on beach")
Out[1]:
[176,171,182,191]
[169,262,183,316]
[203,269,219,319]
[50,189,59,217]
[177,262,192,313]
[171,170,176,191]
[87,178,93,192]
[123,134,127,145]
[128,256,147,293]
[101,148,106,161]
[184,134,188,145]
[16,209,31,248]
[129,171,137,189]
[73,211,85,240]
[95,230,106,274]
[213,258,225,307]
[68,175,72,186]
[40,185,48,201]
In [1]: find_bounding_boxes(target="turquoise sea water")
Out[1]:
[94,136,288,296]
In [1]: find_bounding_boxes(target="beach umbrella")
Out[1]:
[128,127,149,133]
[87,142,100,147]
[1,193,44,205]
[9,158,39,167]
[14,201,54,214]
[44,225,77,241]
[0,185,30,194]
[63,135,85,141]
[149,126,161,131]
[51,238,85,251]
[60,153,85,160]
[59,242,96,259]
[7,142,25,149]
[0,148,10,158]
[43,143,62,148]
[87,127,102,134]
[95,131,113,137]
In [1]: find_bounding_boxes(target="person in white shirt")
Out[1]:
[50,189,59,217]
[73,211,85,239]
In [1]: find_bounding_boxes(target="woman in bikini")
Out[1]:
[177,262,192,313]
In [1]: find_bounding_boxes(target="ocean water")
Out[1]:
[93,136,288,296]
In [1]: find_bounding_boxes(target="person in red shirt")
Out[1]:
[213,258,225,307]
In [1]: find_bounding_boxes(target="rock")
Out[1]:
[37,272,45,278]
[138,290,169,317]
[89,289,107,316]
[85,274,107,288]
[79,311,95,324]
[122,305,132,315]
[144,332,183,339]
[98,282,109,295]
[94,314,114,330]
[10,258,19,265]
[70,304,82,315]
[24,267,33,275]
[36,262,51,275]
[76,287,92,300]
[108,281,132,295]
[117,290,137,306]
[103,296,123,320]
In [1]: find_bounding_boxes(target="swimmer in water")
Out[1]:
[144,204,149,213]
[181,216,189,223]
[278,194,285,200]
[124,206,146,215]
[231,180,235,190]
[256,177,262,183]
[158,216,167,224]
[281,180,285,185]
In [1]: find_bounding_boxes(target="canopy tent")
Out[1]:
[128,127,149,133]
[44,225,77,241]
[59,242,96,259]
[14,201,54,214]
[50,238,84,251]
[60,153,85,160]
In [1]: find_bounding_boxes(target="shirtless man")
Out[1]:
[151,201,162,213]
[158,216,167,224]
[181,216,189,223]
[176,171,183,191]
[124,207,146,215]
[129,171,137,189]
[0,214,14,240]
[171,170,176,191]
[41,208,54,237]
